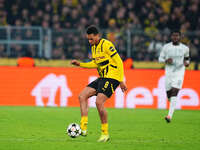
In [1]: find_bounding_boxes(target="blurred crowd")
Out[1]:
[0,0,199,63]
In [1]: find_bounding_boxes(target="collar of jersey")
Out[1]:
[94,38,103,47]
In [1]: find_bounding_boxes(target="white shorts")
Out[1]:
[165,75,184,91]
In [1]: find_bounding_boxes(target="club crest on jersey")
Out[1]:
[109,46,115,52]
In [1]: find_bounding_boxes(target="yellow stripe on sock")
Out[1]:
[101,123,108,135]
[80,116,88,131]
[81,116,88,123]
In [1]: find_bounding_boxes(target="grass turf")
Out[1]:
[0,106,199,150]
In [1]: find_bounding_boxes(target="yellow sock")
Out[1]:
[80,116,88,131]
[101,123,109,135]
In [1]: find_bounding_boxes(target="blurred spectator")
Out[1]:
[186,2,199,30]
[52,47,65,59]
[144,11,158,28]
[106,19,118,44]
[158,14,170,30]
[35,10,43,25]
[120,52,134,69]
[145,22,159,38]
[157,0,172,14]
[2,0,199,31]
[72,47,85,60]
[189,42,198,61]
[52,36,65,59]
[25,30,33,40]
[115,7,126,28]
[0,44,6,57]
[27,44,37,57]
[148,33,164,59]
[21,9,29,23]
[131,35,143,60]
[0,9,7,26]
[0,0,199,62]
[11,44,23,57]
[192,38,200,70]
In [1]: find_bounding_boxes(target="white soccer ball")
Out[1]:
[67,123,81,138]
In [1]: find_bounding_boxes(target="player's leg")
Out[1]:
[96,93,110,142]
[79,86,96,135]
[165,76,173,122]
[96,78,119,142]
[79,87,96,116]
[96,94,108,123]
[165,90,172,122]
[165,75,183,122]
[166,87,179,122]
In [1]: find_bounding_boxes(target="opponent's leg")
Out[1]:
[79,87,96,135]
[165,88,179,123]
[96,93,110,142]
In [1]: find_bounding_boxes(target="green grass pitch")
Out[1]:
[0,106,199,150]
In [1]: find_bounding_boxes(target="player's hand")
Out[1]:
[120,82,127,92]
[184,61,189,67]
[166,58,173,64]
[71,59,80,66]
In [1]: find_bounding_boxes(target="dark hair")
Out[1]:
[86,25,99,35]
[171,29,181,35]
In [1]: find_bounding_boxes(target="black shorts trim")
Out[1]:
[87,78,120,98]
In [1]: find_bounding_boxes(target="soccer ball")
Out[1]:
[66,123,81,138]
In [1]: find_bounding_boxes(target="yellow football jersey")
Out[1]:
[80,38,124,82]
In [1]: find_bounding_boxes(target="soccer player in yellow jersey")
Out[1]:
[71,25,127,142]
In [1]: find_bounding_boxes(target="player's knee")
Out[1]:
[96,99,104,109]
[78,94,86,102]
[95,100,102,107]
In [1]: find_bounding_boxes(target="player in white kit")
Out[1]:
[159,30,190,123]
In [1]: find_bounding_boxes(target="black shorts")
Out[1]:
[87,78,120,98]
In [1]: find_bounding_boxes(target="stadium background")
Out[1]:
[0,1,200,150]
[0,0,199,68]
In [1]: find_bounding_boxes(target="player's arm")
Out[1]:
[71,59,98,68]
[105,43,124,82]
[158,46,166,63]
[158,46,172,64]
[106,42,127,92]
[112,53,127,92]
[112,53,124,82]
[184,47,190,67]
